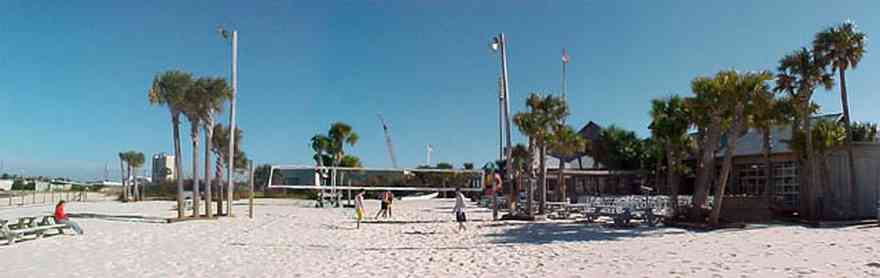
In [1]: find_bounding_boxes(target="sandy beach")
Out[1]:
[1,198,879,277]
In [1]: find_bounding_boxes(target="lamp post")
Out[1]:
[218,26,238,216]
[491,33,514,220]
[561,48,569,102]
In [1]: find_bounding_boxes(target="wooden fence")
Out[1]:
[822,143,880,220]
[0,191,108,208]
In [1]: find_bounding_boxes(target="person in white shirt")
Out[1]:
[453,187,467,232]
[355,189,366,229]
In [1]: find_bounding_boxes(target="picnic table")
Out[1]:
[541,196,671,227]
[0,215,72,245]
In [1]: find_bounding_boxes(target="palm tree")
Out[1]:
[640,137,665,194]
[148,70,193,219]
[649,96,690,214]
[851,122,878,142]
[549,125,586,203]
[509,143,530,211]
[212,123,244,214]
[751,87,783,198]
[709,70,772,225]
[128,152,145,201]
[687,77,726,213]
[340,155,362,168]
[193,77,231,218]
[327,122,359,190]
[328,123,359,165]
[513,93,568,215]
[813,21,866,217]
[118,152,129,201]
[182,83,204,217]
[774,48,833,221]
[310,134,332,172]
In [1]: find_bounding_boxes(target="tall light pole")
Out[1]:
[498,77,504,161]
[561,48,569,102]
[491,33,514,220]
[218,26,238,216]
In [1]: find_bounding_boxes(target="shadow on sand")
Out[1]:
[361,219,491,225]
[68,213,169,224]
[484,221,689,245]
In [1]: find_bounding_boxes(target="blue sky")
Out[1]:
[1,1,878,180]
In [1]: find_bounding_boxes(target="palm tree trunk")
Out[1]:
[526,138,534,216]
[655,158,663,194]
[762,127,774,199]
[141,170,146,201]
[710,104,746,225]
[510,171,519,211]
[315,151,325,206]
[665,144,679,214]
[216,158,224,216]
[125,163,132,202]
[803,100,819,221]
[191,125,201,218]
[694,126,721,210]
[557,158,567,202]
[172,115,185,219]
[133,167,139,201]
[119,158,127,202]
[538,140,547,215]
[838,69,858,218]
[204,121,214,218]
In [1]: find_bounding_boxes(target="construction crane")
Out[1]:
[377,113,399,169]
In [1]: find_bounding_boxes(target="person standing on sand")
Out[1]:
[54,200,84,235]
[375,191,389,219]
[355,189,366,229]
[453,187,467,232]
[385,191,394,218]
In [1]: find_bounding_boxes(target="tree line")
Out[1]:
[649,21,868,224]
[148,70,248,219]
[504,21,871,225]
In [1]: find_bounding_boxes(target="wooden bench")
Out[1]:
[1,216,72,245]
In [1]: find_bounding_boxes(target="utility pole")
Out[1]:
[218,26,238,216]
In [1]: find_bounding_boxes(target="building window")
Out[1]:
[772,161,799,209]
[731,164,767,196]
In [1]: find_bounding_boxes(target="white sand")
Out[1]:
[1,198,879,277]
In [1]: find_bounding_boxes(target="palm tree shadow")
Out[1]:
[485,222,685,245]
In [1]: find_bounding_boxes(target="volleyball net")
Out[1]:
[266,165,485,192]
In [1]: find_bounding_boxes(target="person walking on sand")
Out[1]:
[453,187,467,232]
[375,190,389,219]
[386,190,394,218]
[54,200,84,235]
[355,189,366,229]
